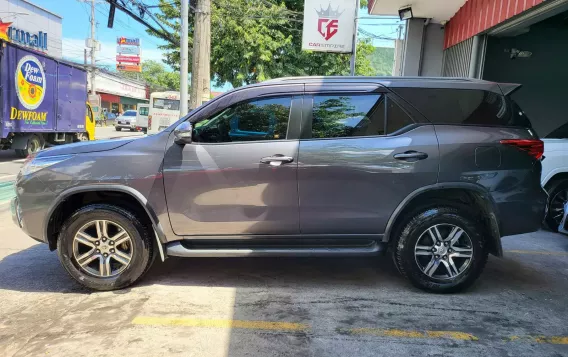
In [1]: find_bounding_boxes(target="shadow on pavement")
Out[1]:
[0,245,561,294]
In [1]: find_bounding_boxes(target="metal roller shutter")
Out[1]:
[442,37,474,77]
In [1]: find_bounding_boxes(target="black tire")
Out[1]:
[129,128,135,132]
[115,127,121,131]
[393,207,488,293]
[56,204,154,291]
[544,179,568,232]
[15,135,42,158]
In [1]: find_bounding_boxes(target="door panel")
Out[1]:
[164,140,299,235]
[163,92,302,236]
[298,125,439,234]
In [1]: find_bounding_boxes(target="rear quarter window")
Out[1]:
[393,88,532,128]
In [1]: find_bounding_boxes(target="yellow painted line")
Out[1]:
[508,335,568,344]
[505,250,568,256]
[132,316,309,331]
[342,328,478,341]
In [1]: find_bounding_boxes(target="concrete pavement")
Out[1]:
[1,200,568,356]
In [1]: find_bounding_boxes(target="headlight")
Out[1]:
[20,155,75,176]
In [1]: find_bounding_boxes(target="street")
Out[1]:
[1,202,568,356]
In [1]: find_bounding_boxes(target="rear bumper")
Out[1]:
[497,187,548,237]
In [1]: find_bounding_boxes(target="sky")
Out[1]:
[30,0,403,91]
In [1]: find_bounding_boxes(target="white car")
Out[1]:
[114,110,138,131]
[541,122,568,231]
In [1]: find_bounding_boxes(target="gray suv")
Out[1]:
[11,77,547,293]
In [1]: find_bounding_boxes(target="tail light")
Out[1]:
[148,115,152,130]
[500,139,544,160]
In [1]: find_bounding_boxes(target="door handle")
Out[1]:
[260,155,294,166]
[393,151,428,161]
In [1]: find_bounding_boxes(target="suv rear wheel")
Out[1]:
[57,204,153,290]
[393,207,488,293]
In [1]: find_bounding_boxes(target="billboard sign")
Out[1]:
[116,45,140,55]
[116,55,141,63]
[117,37,140,46]
[117,64,142,73]
[301,0,356,53]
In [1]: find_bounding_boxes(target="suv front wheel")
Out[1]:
[393,207,488,293]
[57,204,154,291]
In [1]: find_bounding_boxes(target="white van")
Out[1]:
[136,103,150,133]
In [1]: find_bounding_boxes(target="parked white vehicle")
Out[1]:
[114,110,138,132]
[541,122,568,231]
[147,91,182,134]
[135,103,150,133]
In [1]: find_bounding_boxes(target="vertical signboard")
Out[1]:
[301,0,356,53]
[116,37,142,72]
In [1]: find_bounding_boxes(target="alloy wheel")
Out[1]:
[549,189,568,228]
[414,224,473,280]
[72,220,134,277]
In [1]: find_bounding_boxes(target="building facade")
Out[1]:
[88,70,149,115]
[369,0,568,137]
[0,0,62,58]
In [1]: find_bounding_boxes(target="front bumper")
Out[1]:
[11,196,21,228]
[115,123,136,129]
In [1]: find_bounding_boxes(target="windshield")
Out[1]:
[153,98,180,110]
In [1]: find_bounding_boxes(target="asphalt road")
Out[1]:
[1,198,568,357]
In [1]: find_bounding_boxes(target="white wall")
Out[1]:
[0,0,63,58]
[420,24,445,76]
[89,72,147,100]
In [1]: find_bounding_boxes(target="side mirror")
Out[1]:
[174,121,193,145]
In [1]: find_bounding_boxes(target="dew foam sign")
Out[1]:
[10,55,48,125]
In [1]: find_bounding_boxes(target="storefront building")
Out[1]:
[368,0,568,136]
[0,0,62,58]
[88,70,149,116]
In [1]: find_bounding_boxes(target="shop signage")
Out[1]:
[116,45,140,55]
[116,55,140,63]
[117,64,142,73]
[117,37,140,46]
[301,0,355,53]
[0,20,48,52]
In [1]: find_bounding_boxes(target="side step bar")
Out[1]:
[166,241,384,258]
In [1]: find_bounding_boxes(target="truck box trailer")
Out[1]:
[0,40,94,157]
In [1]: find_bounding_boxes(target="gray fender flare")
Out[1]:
[44,185,167,261]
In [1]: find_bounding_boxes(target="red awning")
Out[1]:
[98,93,120,103]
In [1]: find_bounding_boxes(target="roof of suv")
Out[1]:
[259,76,518,95]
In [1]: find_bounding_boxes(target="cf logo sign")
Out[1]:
[317,19,338,41]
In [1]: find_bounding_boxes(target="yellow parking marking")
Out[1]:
[505,250,568,256]
[132,316,309,331]
[342,328,478,341]
[508,335,568,344]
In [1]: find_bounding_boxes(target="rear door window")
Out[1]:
[393,88,532,128]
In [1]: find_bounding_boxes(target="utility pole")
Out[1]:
[189,0,211,109]
[349,0,360,76]
[179,0,189,116]
[90,0,96,95]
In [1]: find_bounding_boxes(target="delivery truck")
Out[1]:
[0,40,94,157]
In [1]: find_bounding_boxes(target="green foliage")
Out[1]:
[368,47,395,76]
[121,60,180,91]
[150,0,376,88]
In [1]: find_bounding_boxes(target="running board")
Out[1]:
[166,241,384,258]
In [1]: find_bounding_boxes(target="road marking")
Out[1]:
[132,316,309,331]
[508,335,568,344]
[339,328,478,341]
[0,174,16,180]
[505,250,568,256]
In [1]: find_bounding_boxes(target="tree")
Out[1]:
[121,60,181,92]
[150,0,375,88]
